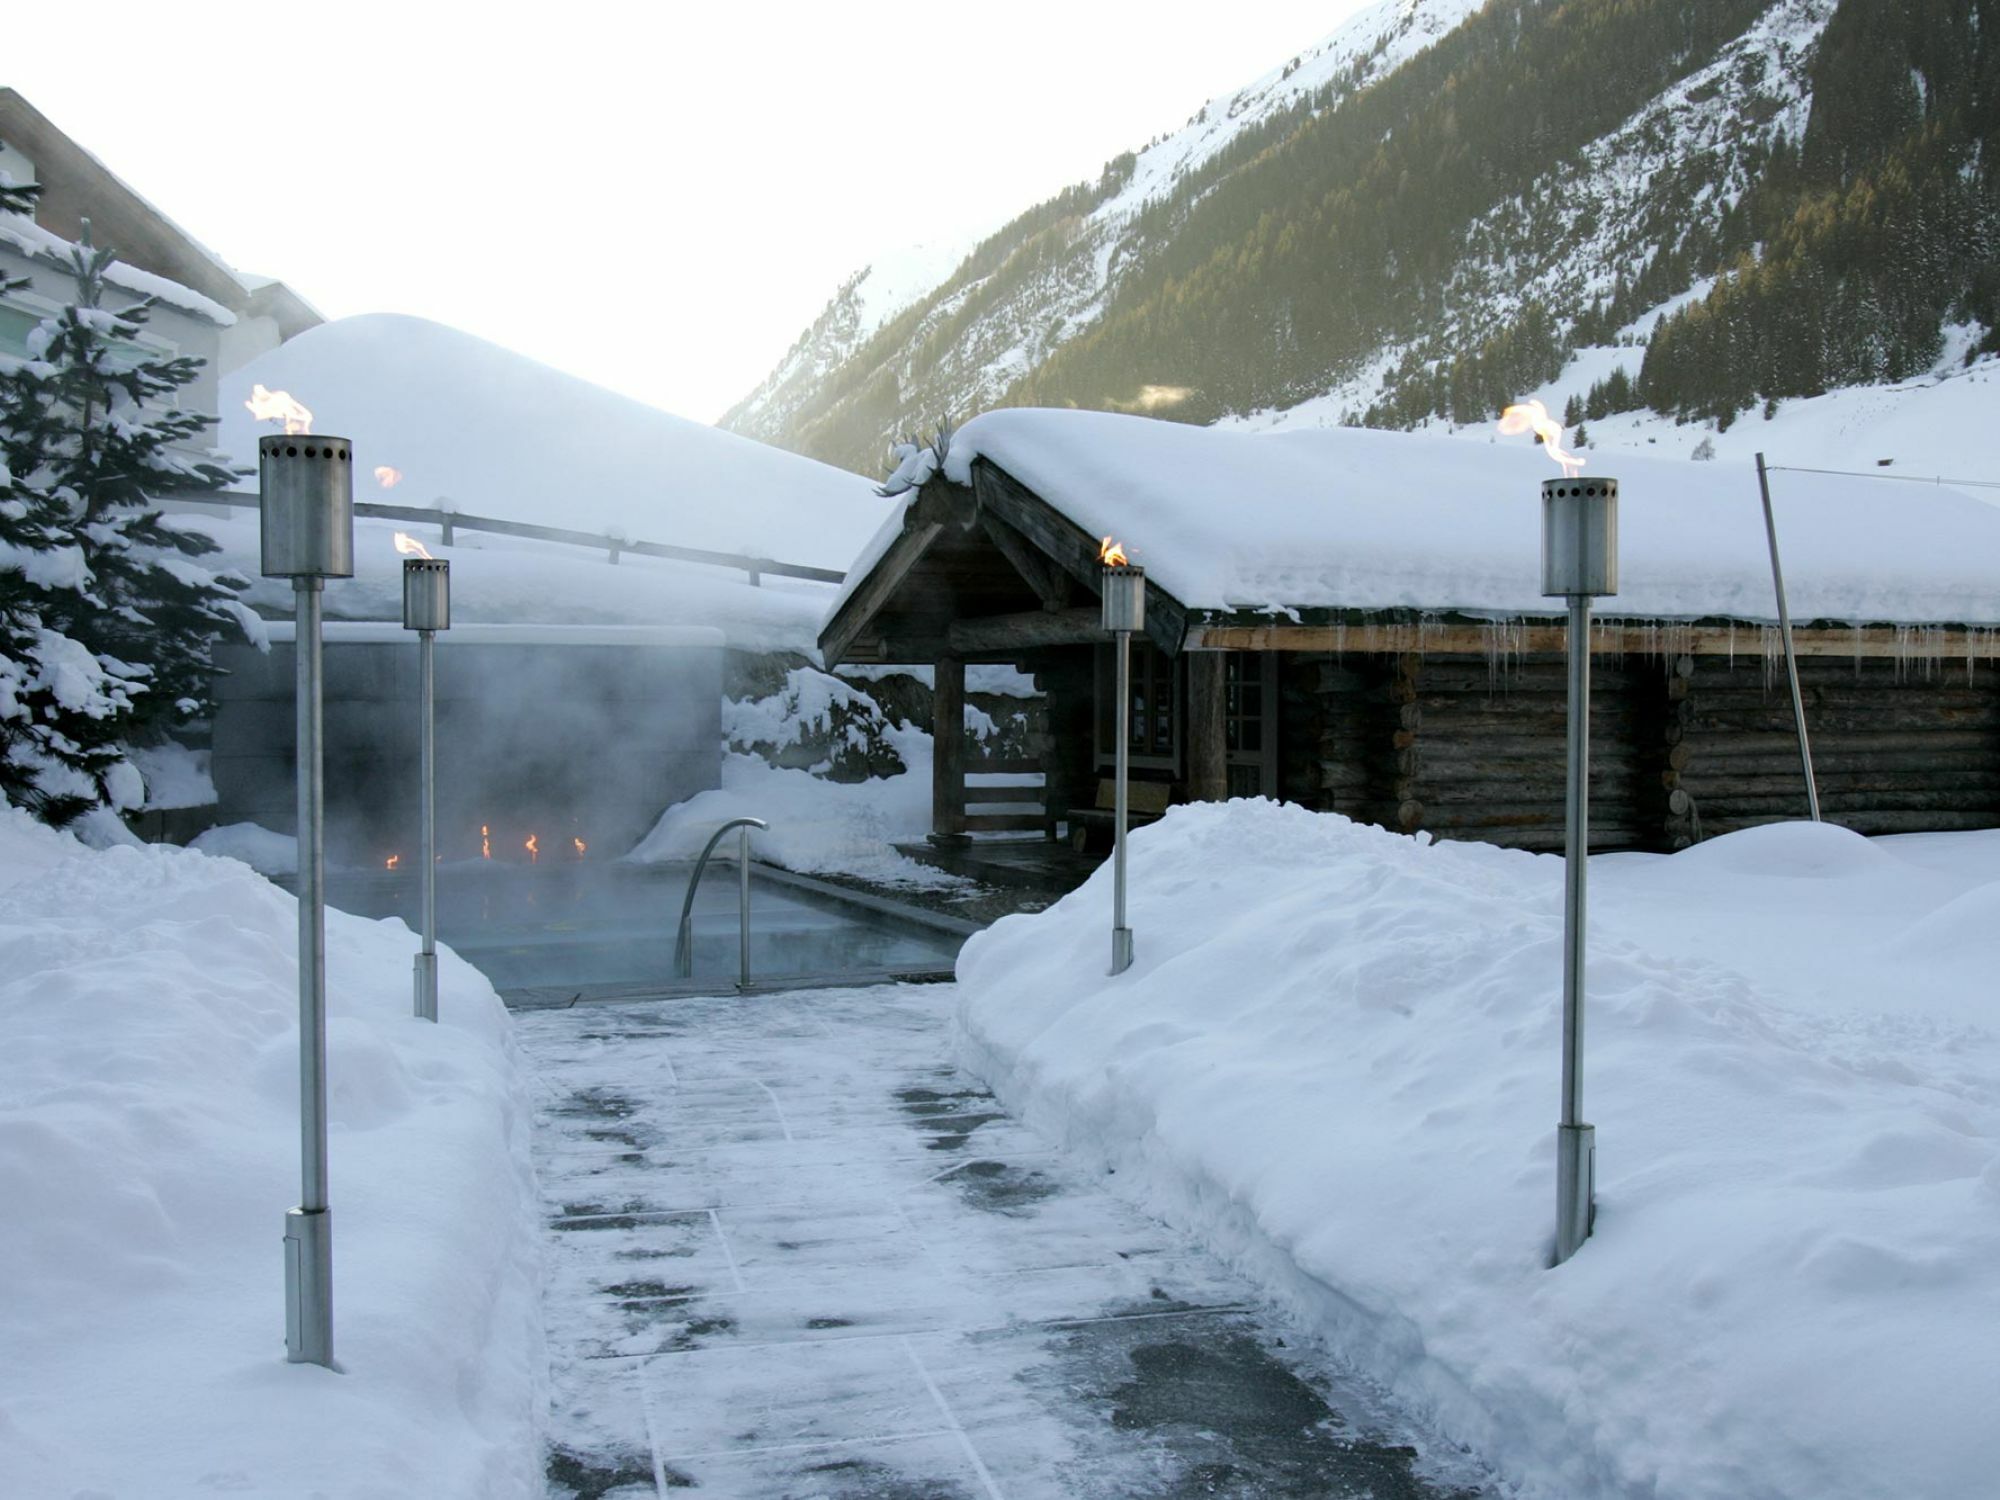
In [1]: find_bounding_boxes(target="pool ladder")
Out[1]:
[673,817,769,987]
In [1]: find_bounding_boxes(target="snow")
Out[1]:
[1093,0,1484,232]
[855,407,2000,627]
[129,739,216,809]
[0,799,544,1497]
[0,214,236,325]
[189,819,298,875]
[1542,343,2000,481]
[215,314,892,573]
[628,751,959,889]
[955,800,2000,1500]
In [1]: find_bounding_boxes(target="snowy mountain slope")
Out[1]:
[723,0,1483,475]
[730,232,988,438]
[217,313,892,572]
[731,0,1997,483]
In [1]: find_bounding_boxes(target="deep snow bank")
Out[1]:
[0,804,544,1497]
[956,801,2000,1500]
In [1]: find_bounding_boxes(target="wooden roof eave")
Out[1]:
[820,459,1194,665]
[968,459,1188,658]
[1187,606,2000,658]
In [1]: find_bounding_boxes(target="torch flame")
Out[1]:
[525,834,539,863]
[573,837,587,857]
[481,824,491,860]
[374,465,404,489]
[1099,536,1130,567]
[385,854,400,870]
[394,532,433,560]
[1497,398,1585,478]
[245,384,313,435]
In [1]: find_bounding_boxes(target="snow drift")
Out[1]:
[955,801,2000,1500]
[0,801,544,1497]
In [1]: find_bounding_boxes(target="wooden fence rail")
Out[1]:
[187,490,848,587]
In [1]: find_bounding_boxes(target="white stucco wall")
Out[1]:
[1,237,228,460]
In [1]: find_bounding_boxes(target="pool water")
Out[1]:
[323,862,962,994]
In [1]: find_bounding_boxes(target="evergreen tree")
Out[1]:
[0,221,249,827]
[1,183,146,823]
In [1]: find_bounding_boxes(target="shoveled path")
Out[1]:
[523,985,1496,1500]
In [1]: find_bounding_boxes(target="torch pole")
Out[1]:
[1111,627,1135,974]
[1756,453,1820,822]
[414,627,438,1021]
[1555,594,1595,1267]
[287,575,335,1366]
[738,821,752,990]
[1541,472,1614,1268]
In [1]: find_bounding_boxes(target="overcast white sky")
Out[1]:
[7,1,1369,424]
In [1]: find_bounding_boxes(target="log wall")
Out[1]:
[1303,649,2000,852]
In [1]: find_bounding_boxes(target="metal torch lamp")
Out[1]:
[1101,558,1146,975]
[402,556,450,1022]
[1542,474,1618,1267]
[259,433,355,1367]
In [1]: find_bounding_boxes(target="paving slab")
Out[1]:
[522,985,1497,1500]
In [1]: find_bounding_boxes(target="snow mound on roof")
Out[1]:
[909,408,2000,625]
[217,314,890,572]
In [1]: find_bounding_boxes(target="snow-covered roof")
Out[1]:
[0,214,236,326]
[216,314,895,573]
[832,408,2000,627]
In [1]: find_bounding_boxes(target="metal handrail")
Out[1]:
[673,817,770,986]
[179,491,848,586]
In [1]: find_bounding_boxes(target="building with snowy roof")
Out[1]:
[824,408,2000,853]
[0,88,320,389]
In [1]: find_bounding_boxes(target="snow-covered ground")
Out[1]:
[956,801,2000,1500]
[0,800,545,1498]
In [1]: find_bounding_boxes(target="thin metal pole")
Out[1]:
[1554,595,1596,1266]
[1111,629,1134,974]
[286,578,334,1365]
[414,629,438,1021]
[738,823,751,990]
[1756,453,1821,822]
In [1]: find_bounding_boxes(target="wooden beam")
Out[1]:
[1186,651,1227,802]
[978,511,1072,612]
[1190,621,2000,659]
[973,459,1188,657]
[820,518,944,665]
[931,655,967,841]
[948,608,1103,654]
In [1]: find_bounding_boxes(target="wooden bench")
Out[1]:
[1067,778,1172,852]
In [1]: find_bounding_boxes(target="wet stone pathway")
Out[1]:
[521,986,1496,1500]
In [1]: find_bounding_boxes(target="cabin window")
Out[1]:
[1095,640,1180,771]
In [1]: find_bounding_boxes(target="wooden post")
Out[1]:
[1186,651,1229,802]
[1037,652,1095,842]
[931,656,968,842]
[1662,653,1700,848]
[1392,653,1424,833]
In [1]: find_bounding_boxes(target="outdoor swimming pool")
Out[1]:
[323,861,966,998]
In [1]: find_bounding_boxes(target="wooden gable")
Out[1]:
[821,459,1188,666]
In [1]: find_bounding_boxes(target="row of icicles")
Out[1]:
[384,829,587,870]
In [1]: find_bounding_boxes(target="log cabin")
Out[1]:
[822,409,2000,853]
